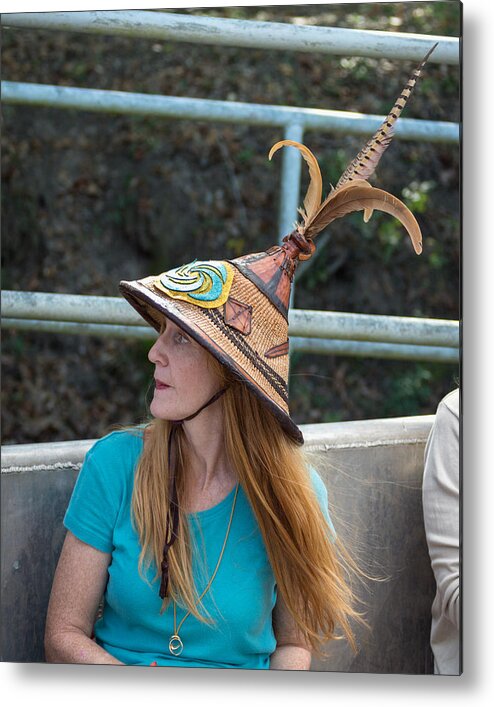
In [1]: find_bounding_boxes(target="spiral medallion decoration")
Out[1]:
[154,259,234,308]
[169,634,184,656]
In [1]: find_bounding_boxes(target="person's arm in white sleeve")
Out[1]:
[422,391,460,629]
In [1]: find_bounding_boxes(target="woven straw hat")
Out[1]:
[119,47,434,447]
[120,238,311,445]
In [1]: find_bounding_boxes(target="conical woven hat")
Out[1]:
[120,47,434,446]
[119,236,310,445]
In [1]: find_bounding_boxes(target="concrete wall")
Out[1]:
[1,415,436,672]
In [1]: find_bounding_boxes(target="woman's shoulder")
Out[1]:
[65,427,146,551]
[85,425,145,469]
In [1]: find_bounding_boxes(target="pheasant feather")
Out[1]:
[335,43,438,190]
[304,180,423,254]
[268,44,437,256]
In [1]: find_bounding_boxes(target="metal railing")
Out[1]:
[1,10,460,241]
[1,11,460,363]
[1,81,457,142]
[2,291,459,363]
[1,11,459,63]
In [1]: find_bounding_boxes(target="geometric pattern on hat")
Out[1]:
[230,245,296,321]
[223,296,252,335]
[265,340,290,359]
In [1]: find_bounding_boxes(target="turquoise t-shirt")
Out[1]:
[63,428,334,669]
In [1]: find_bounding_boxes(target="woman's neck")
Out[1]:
[181,412,236,493]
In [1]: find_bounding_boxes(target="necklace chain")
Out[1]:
[168,482,239,656]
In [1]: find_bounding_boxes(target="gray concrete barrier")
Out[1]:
[1,415,435,672]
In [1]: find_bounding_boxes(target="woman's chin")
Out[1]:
[150,398,180,422]
[149,399,168,420]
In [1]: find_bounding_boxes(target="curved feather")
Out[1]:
[269,140,323,225]
[335,42,438,190]
[304,183,422,254]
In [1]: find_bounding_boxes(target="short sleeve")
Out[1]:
[308,465,337,542]
[64,445,123,553]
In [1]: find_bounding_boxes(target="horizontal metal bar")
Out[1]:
[1,291,137,325]
[1,81,459,143]
[2,291,459,348]
[2,317,152,340]
[290,336,458,364]
[1,11,459,65]
[289,308,459,348]
[1,317,458,363]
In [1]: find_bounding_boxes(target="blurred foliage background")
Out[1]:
[1,2,460,444]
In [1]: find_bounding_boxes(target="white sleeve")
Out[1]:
[422,392,460,629]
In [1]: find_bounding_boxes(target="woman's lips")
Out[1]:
[155,381,170,390]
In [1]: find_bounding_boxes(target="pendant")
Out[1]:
[169,634,184,656]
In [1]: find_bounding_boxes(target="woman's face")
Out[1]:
[147,317,223,421]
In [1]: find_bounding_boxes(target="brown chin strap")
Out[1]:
[159,386,230,600]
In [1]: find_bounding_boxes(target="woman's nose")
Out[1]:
[148,334,168,366]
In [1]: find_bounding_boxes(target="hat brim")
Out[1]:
[119,279,304,446]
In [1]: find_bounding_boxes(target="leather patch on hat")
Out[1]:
[265,340,289,359]
[223,296,252,335]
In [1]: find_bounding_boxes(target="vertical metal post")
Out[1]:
[278,122,304,311]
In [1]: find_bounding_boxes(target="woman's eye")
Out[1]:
[175,333,189,344]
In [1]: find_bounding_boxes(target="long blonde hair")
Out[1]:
[131,354,366,657]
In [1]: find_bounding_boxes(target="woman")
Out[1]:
[44,50,432,668]
[44,311,345,669]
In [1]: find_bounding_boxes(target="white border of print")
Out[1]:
[1,1,489,706]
